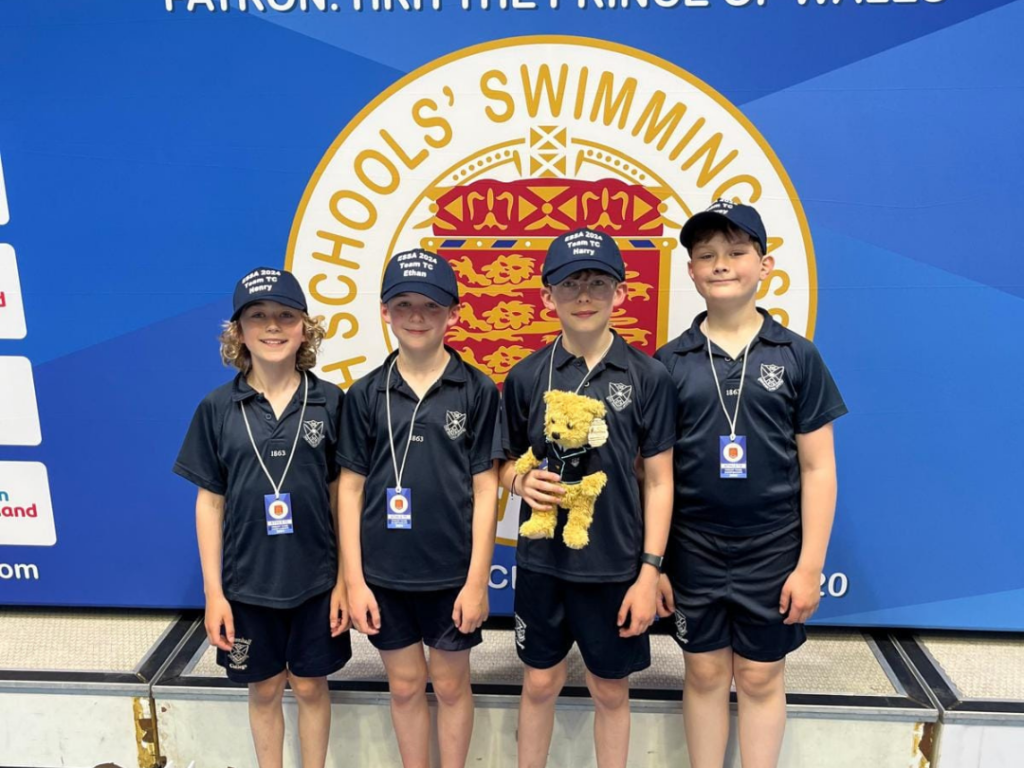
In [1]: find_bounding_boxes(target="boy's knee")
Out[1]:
[586,674,629,711]
[249,671,287,707]
[734,660,785,701]
[288,673,328,704]
[431,671,470,707]
[684,653,733,694]
[522,665,567,704]
[389,669,429,706]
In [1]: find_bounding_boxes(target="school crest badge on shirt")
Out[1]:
[303,419,325,448]
[445,410,467,440]
[758,364,785,392]
[606,382,633,412]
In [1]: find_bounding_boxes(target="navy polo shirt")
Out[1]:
[654,309,848,537]
[337,348,502,592]
[501,332,677,583]
[173,372,344,609]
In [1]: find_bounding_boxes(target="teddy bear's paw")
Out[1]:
[519,514,557,540]
[562,525,590,550]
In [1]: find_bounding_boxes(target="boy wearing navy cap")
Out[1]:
[174,267,351,768]
[498,229,677,768]
[337,249,501,768]
[655,201,847,768]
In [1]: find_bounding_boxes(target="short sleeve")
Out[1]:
[326,387,346,482]
[172,397,227,495]
[794,343,848,434]
[500,370,532,460]
[639,363,678,458]
[469,377,501,474]
[337,381,373,476]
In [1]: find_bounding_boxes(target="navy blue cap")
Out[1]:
[542,228,625,286]
[381,249,460,306]
[680,200,767,255]
[231,267,307,321]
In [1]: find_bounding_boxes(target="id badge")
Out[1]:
[720,436,747,479]
[265,493,294,535]
[387,488,412,530]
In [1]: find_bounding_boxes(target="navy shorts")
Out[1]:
[367,584,483,653]
[667,520,806,663]
[513,567,650,680]
[217,589,352,683]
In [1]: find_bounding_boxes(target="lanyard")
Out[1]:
[385,357,437,492]
[240,372,309,499]
[705,326,755,442]
[546,333,615,395]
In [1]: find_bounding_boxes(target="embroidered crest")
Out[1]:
[674,610,689,645]
[758,364,785,392]
[227,638,252,669]
[445,410,467,440]
[302,419,325,448]
[606,382,633,412]
[514,614,527,650]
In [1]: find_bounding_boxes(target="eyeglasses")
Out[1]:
[550,276,617,301]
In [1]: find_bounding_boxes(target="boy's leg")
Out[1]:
[381,643,432,768]
[566,579,650,768]
[512,568,573,768]
[682,648,733,768]
[584,671,631,768]
[248,671,288,768]
[428,648,474,768]
[733,655,787,768]
[519,660,569,768]
[287,673,332,768]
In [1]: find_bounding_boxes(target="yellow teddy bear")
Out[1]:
[515,390,609,549]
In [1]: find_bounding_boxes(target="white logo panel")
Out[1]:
[0,357,41,446]
[0,152,8,225]
[0,461,57,546]
[0,245,27,339]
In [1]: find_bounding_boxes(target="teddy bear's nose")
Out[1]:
[552,432,561,441]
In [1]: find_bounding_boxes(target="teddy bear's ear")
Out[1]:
[586,398,607,418]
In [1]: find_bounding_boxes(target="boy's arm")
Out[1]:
[195,488,234,651]
[338,468,380,635]
[328,478,350,636]
[454,463,499,633]
[618,447,674,637]
[781,422,838,625]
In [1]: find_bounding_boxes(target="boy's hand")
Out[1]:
[453,581,489,634]
[205,594,235,651]
[520,469,565,512]
[780,567,821,625]
[347,581,381,635]
[329,581,351,636]
[656,573,675,619]
[617,568,659,637]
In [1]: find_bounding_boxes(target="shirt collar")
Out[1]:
[552,330,630,372]
[673,308,792,354]
[376,346,467,392]
[230,371,328,404]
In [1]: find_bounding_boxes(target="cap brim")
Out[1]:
[231,295,307,321]
[543,260,625,286]
[381,282,458,306]
[680,211,764,252]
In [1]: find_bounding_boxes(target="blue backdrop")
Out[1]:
[1,0,1022,630]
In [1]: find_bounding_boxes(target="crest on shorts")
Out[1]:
[515,613,527,650]
[758,364,785,392]
[445,410,467,440]
[606,382,633,412]
[303,419,325,448]
[228,638,252,669]
[674,610,689,645]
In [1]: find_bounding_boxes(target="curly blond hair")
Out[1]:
[219,313,326,374]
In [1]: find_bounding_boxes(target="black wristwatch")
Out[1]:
[639,552,664,572]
